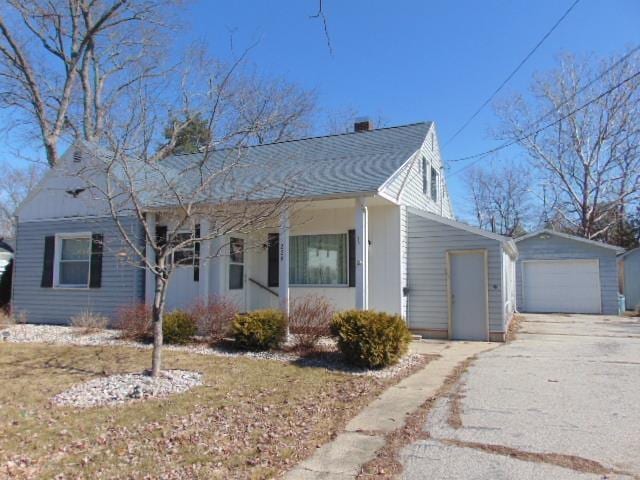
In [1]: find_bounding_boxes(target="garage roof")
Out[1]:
[407,207,518,258]
[515,229,624,253]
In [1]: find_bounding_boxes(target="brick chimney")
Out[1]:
[354,118,373,132]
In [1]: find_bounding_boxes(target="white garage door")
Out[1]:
[522,260,601,313]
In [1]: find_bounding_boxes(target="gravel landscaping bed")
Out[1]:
[1,324,424,378]
[52,370,203,408]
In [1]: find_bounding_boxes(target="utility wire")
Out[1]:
[443,0,582,147]
[449,45,640,164]
[447,68,640,178]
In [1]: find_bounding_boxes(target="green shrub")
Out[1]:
[163,310,197,344]
[231,309,287,351]
[330,310,412,368]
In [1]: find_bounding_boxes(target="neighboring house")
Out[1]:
[515,229,623,315]
[0,238,13,276]
[619,248,640,311]
[12,121,518,341]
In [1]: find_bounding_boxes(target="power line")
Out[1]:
[449,45,640,164]
[447,68,640,178]
[444,0,582,147]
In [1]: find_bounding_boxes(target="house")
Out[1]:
[12,121,518,341]
[515,229,623,315]
[619,248,640,311]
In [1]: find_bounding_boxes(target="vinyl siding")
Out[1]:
[381,125,454,218]
[13,216,144,324]
[516,234,619,315]
[407,212,506,335]
[621,250,640,310]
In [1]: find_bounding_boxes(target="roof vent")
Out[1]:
[73,148,82,163]
[354,118,373,132]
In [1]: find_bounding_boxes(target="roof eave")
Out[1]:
[515,229,624,253]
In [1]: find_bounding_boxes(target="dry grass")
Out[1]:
[439,438,630,476]
[506,314,525,342]
[0,343,396,479]
[0,309,26,329]
[70,310,109,334]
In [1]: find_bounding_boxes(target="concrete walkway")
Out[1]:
[285,340,497,479]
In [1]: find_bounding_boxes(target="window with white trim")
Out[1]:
[430,166,439,203]
[421,157,428,195]
[290,234,347,285]
[56,234,91,287]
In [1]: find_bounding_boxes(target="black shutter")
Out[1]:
[267,233,279,287]
[348,229,356,287]
[193,224,200,282]
[41,235,55,288]
[89,233,104,288]
[155,225,167,263]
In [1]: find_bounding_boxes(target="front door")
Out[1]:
[449,250,488,341]
[227,236,246,311]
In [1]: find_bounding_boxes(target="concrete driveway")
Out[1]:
[401,314,640,479]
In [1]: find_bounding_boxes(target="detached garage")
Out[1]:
[515,230,623,315]
[406,208,518,342]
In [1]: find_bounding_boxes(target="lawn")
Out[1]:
[0,342,393,479]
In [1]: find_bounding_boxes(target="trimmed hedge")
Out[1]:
[330,310,412,368]
[231,309,287,351]
[163,310,197,344]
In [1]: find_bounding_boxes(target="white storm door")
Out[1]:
[226,236,247,311]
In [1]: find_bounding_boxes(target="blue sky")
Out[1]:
[182,0,639,218]
[4,0,640,219]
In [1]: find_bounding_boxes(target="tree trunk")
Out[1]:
[150,273,167,377]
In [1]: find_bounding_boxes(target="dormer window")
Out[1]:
[422,157,428,195]
[431,166,439,202]
[73,149,82,163]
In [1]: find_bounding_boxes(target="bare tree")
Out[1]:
[495,50,640,240]
[465,160,532,236]
[69,52,310,377]
[0,0,181,167]
[0,162,44,236]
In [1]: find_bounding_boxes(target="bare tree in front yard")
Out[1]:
[74,52,306,377]
[495,49,640,240]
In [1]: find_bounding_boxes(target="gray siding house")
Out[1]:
[619,248,640,311]
[12,217,144,323]
[516,230,623,315]
[12,121,517,341]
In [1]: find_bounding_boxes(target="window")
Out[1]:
[229,237,244,290]
[421,157,428,195]
[56,235,91,287]
[431,166,439,202]
[290,234,347,285]
[171,232,195,266]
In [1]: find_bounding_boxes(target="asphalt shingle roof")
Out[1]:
[153,122,431,204]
